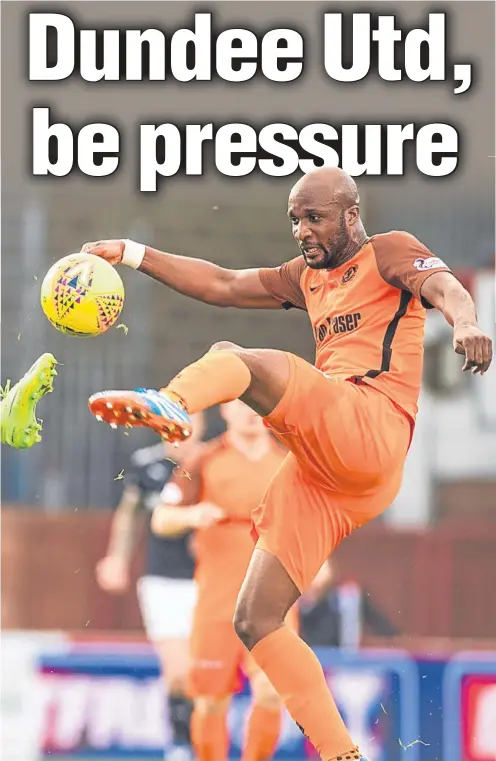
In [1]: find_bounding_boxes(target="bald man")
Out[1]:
[82,167,492,761]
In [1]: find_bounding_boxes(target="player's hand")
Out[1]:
[453,324,493,375]
[95,555,130,594]
[80,240,125,265]
[189,503,225,529]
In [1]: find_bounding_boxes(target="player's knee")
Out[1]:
[233,601,280,651]
[194,696,229,717]
[233,596,257,647]
[233,608,249,646]
[209,340,242,353]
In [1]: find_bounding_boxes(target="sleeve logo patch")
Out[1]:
[413,256,446,271]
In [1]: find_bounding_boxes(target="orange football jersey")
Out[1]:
[259,231,452,421]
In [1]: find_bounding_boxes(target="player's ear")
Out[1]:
[345,205,360,225]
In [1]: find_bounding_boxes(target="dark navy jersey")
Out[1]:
[124,442,195,579]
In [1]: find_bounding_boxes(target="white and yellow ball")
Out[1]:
[40,253,124,337]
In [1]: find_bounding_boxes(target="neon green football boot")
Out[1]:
[1,353,58,449]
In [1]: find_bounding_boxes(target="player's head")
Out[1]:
[288,167,362,270]
[220,400,266,437]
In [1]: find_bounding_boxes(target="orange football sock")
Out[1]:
[190,706,230,761]
[163,351,252,414]
[242,704,282,761]
[251,627,360,761]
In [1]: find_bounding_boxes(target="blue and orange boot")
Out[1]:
[88,388,192,442]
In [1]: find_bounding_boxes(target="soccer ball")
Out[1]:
[40,253,125,337]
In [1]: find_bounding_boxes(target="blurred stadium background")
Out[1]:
[1,2,495,761]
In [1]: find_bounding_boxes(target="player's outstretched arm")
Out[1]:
[81,239,280,309]
[420,271,493,375]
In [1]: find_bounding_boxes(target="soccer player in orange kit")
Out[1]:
[84,167,492,761]
[152,400,294,761]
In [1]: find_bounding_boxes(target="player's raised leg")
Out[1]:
[1,353,58,449]
[88,342,291,439]
[234,549,360,761]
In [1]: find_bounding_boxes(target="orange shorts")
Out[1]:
[188,606,299,698]
[252,353,412,593]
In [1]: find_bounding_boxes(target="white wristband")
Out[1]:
[121,239,146,269]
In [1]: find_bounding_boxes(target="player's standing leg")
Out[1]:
[235,549,359,761]
[241,605,299,761]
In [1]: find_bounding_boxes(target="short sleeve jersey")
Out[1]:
[162,434,286,622]
[258,231,453,421]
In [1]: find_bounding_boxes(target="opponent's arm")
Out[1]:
[81,239,280,309]
[420,271,492,375]
[105,484,143,559]
[95,484,143,593]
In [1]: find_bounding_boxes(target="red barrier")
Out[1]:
[2,509,496,638]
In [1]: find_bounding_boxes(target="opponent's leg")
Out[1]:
[242,666,282,761]
[88,342,290,439]
[1,353,58,449]
[190,696,231,761]
[154,639,193,760]
[234,550,360,761]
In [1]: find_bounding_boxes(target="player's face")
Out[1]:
[288,194,357,270]
[221,400,265,436]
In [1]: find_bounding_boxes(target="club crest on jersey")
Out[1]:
[413,256,446,271]
[341,265,358,284]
